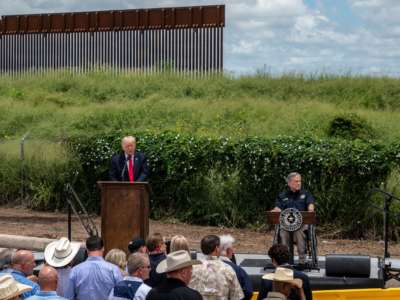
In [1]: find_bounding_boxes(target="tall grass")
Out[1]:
[1,71,400,142]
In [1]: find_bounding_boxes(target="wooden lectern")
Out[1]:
[98,181,150,254]
[267,211,317,266]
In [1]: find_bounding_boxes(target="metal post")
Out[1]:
[383,194,392,259]
[20,131,30,204]
[68,204,72,241]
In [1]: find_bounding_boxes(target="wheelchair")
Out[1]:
[272,223,318,268]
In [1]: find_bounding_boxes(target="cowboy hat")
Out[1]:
[0,274,32,300]
[44,237,81,268]
[262,267,303,288]
[156,250,201,274]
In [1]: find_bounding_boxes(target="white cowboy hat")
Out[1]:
[156,250,202,274]
[44,237,81,268]
[0,274,32,300]
[262,267,303,289]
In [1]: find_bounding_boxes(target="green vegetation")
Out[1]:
[1,70,400,237]
[1,71,400,141]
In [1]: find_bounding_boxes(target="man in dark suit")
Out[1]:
[258,244,312,300]
[109,136,149,182]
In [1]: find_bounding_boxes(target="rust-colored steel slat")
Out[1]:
[0,5,224,34]
[0,5,224,75]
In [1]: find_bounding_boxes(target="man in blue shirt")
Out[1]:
[0,250,39,299]
[26,265,67,300]
[271,172,315,264]
[108,252,151,300]
[65,236,123,300]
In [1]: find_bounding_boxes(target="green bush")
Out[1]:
[327,113,375,140]
[67,132,395,236]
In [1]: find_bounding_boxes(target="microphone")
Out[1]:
[121,155,131,180]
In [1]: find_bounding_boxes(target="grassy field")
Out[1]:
[2,71,400,233]
[1,71,400,142]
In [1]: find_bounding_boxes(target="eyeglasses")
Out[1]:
[141,265,151,269]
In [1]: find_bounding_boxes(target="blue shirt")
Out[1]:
[26,291,67,300]
[65,256,123,300]
[0,268,39,299]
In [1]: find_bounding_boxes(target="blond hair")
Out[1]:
[170,235,190,253]
[105,249,127,272]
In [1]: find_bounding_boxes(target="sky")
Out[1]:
[1,0,399,76]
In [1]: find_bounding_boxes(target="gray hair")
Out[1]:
[286,172,301,183]
[127,252,149,275]
[219,234,235,256]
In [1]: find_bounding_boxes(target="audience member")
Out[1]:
[170,236,190,254]
[105,249,128,277]
[146,250,202,300]
[263,267,305,300]
[219,235,253,300]
[0,274,32,300]
[128,238,147,254]
[65,236,123,300]
[0,250,39,299]
[108,253,151,300]
[0,249,15,271]
[144,233,166,288]
[44,238,80,298]
[26,266,67,300]
[189,235,244,300]
[258,244,312,300]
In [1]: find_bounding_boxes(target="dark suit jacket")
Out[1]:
[146,278,202,300]
[257,267,312,300]
[109,151,149,182]
[145,252,167,288]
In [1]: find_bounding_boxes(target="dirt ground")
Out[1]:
[1,206,400,257]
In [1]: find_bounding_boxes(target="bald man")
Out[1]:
[26,266,67,299]
[109,136,149,182]
[0,250,39,299]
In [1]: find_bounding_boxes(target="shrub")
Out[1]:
[68,132,394,236]
[327,113,375,140]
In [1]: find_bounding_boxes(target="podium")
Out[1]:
[267,211,318,267]
[98,181,150,254]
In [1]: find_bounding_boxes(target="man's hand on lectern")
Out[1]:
[271,207,282,212]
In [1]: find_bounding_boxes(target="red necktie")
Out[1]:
[128,157,134,182]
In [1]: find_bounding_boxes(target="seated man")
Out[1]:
[108,253,151,300]
[65,236,123,300]
[26,265,67,299]
[146,250,202,300]
[258,244,312,300]
[219,234,253,300]
[271,172,315,264]
[144,233,167,288]
[189,235,244,300]
[0,274,32,300]
[0,250,39,299]
[263,267,305,300]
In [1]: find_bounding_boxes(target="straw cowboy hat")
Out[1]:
[0,274,32,300]
[156,250,202,274]
[262,267,303,289]
[44,237,81,268]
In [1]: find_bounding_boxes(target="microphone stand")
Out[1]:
[121,155,129,181]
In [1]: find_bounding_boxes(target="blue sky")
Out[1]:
[1,0,399,76]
